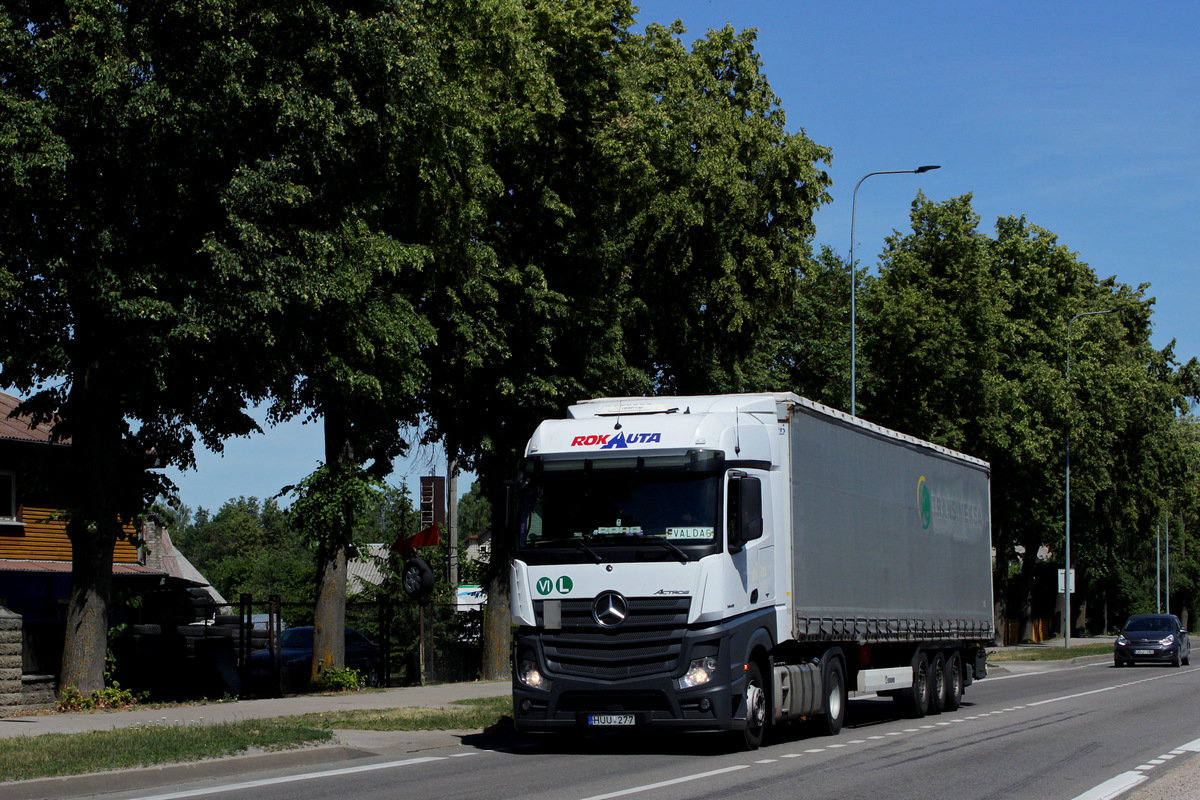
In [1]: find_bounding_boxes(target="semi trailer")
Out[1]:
[509,392,994,749]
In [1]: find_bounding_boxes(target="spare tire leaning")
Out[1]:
[402,557,436,599]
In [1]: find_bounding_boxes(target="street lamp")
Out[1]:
[1064,308,1118,648]
[848,165,941,417]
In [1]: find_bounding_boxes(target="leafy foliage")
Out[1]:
[174,498,315,606]
[860,193,1200,635]
[56,683,146,712]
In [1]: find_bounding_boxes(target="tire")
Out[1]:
[929,652,947,715]
[1172,649,1182,668]
[895,651,930,718]
[739,661,767,751]
[820,657,847,736]
[1114,657,1125,668]
[401,558,436,599]
[944,651,964,711]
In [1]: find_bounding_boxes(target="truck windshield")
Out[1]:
[517,454,722,558]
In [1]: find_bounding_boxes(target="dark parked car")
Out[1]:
[249,626,382,692]
[1114,614,1191,667]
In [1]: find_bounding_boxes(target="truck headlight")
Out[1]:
[518,659,547,689]
[678,656,719,690]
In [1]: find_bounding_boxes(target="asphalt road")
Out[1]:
[32,656,1200,800]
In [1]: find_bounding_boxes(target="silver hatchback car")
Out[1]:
[1114,614,1191,667]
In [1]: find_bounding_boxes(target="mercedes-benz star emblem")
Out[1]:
[592,591,629,628]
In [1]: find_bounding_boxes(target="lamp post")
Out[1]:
[1064,309,1118,648]
[848,165,940,417]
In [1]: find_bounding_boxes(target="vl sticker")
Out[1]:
[536,576,574,596]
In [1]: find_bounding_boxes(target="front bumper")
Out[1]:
[513,667,745,733]
[1114,643,1181,664]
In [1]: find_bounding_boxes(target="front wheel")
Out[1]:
[820,657,847,735]
[739,661,767,750]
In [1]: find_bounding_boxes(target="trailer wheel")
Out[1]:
[929,652,947,714]
[944,651,964,711]
[739,661,767,751]
[819,657,847,736]
[894,651,930,718]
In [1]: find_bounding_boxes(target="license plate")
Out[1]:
[1135,650,1153,655]
[588,714,635,726]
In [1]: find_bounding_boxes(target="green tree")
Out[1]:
[173,497,314,607]
[860,193,1199,640]
[0,0,311,692]
[417,9,832,679]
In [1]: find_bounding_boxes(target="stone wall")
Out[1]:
[0,606,55,713]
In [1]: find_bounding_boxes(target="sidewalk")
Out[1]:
[0,679,511,739]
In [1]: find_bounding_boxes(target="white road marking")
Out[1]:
[130,756,448,800]
[577,765,750,800]
[1069,771,1147,800]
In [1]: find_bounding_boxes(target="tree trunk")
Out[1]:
[311,415,353,684]
[61,524,116,694]
[312,540,347,681]
[480,466,510,681]
[59,368,125,695]
[1017,542,1040,643]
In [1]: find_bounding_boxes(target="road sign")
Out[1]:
[1058,568,1076,594]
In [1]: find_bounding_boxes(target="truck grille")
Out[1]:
[535,597,691,680]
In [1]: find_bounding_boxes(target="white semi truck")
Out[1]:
[509,393,994,749]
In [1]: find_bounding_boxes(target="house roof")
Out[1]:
[0,559,165,576]
[0,391,66,445]
[157,529,228,605]
[348,544,390,594]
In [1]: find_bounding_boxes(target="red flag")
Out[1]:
[391,523,440,553]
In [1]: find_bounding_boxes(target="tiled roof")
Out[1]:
[0,391,65,444]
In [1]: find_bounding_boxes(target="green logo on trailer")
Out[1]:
[918,476,932,529]
[536,577,553,595]
[556,576,573,594]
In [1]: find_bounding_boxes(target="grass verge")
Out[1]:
[293,695,513,732]
[988,642,1113,662]
[0,718,333,783]
[0,696,513,783]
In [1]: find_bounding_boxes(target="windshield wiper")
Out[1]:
[561,538,604,563]
[636,536,690,563]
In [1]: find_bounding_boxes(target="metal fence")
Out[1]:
[232,594,485,695]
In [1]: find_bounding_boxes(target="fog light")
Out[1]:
[698,697,712,712]
[519,698,532,713]
[518,660,545,689]
[678,656,719,689]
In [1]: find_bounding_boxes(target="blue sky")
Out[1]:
[25,2,1200,514]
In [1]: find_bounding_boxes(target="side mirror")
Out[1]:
[728,475,764,549]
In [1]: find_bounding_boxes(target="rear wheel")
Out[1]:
[895,651,931,718]
[929,652,947,714]
[944,651,964,711]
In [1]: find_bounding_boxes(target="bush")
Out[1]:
[57,683,148,712]
[310,667,365,693]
